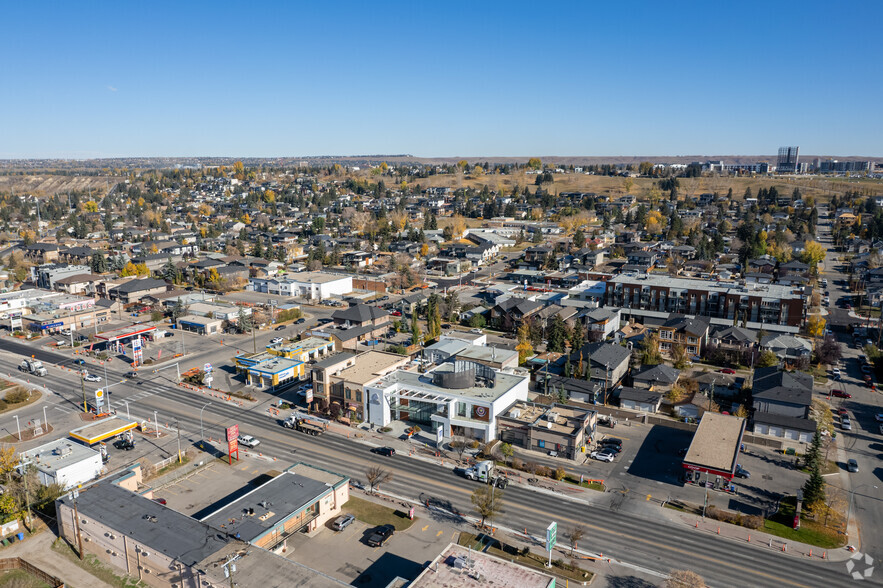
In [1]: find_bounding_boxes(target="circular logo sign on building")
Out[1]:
[475,406,487,418]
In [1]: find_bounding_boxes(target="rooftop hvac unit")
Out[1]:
[508,409,521,419]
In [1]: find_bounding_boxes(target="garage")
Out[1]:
[768,426,783,437]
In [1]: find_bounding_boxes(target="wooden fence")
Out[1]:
[0,557,65,587]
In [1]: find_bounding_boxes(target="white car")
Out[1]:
[470,328,483,334]
[832,368,842,379]
[269,337,284,345]
[237,434,260,448]
[590,449,616,462]
[83,373,102,382]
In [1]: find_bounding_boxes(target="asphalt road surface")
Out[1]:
[0,340,873,587]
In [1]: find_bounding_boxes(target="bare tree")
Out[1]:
[365,466,392,493]
[568,525,585,556]
[451,435,469,462]
[665,569,706,588]
[471,485,503,528]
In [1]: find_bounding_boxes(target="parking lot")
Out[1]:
[285,497,458,587]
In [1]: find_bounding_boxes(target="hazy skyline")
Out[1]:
[3,1,881,159]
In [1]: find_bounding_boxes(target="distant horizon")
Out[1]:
[1,153,882,163]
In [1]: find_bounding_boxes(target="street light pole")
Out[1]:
[153,410,159,439]
[42,406,48,431]
[199,402,212,447]
[123,401,130,420]
[175,418,182,463]
[13,416,21,441]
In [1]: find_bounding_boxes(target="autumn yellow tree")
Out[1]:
[515,323,534,364]
[120,262,138,277]
[645,210,665,234]
[389,211,408,232]
[527,158,542,170]
[83,200,99,212]
[472,165,484,177]
[451,215,467,239]
[801,240,826,269]
[807,315,826,339]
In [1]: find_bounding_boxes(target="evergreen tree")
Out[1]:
[161,257,177,282]
[569,322,585,352]
[90,252,108,274]
[547,315,568,353]
[573,228,585,249]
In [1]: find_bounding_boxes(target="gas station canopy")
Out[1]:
[69,416,138,445]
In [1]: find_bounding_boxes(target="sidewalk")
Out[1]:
[0,528,115,588]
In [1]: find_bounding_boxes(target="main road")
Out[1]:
[0,341,871,587]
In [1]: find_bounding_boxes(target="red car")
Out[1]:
[390,311,402,317]
[717,368,736,375]
[831,389,852,398]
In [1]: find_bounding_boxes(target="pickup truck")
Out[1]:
[282,415,324,436]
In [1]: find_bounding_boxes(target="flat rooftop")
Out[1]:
[377,362,527,402]
[456,345,517,365]
[178,314,223,325]
[248,356,303,374]
[95,323,157,341]
[502,401,592,435]
[285,271,351,284]
[23,439,100,473]
[411,543,554,588]
[335,350,409,385]
[608,274,802,300]
[69,416,139,445]
[313,352,357,369]
[684,413,746,474]
[201,470,333,542]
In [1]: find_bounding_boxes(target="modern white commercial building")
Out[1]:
[249,272,353,300]
[21,439,103,489]
[366,360,530,442]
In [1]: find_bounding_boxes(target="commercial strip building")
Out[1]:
[21,439,103,489]
[605,274,805,326]
[55,468,346,588]
[234,353,306,389]
[176,314,224,335]
[200,463,349,550]
[248,272,353,300]
[366,360,530,442]
[323,350,410,420]
[497,401,597,460]
[682,413,747,489]
[267,336,336,363]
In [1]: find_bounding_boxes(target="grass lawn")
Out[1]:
[342,496,415,531]
[458,532,593,584]
[764,496,846,549]
[799,459,839,476]
[52,539,148,588]
[0,569,52,588]
[563,475,605,492]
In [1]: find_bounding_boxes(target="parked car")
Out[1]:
[470,328,483,334]
[717,368,736,375]
[331,514,355,531]
[270,337,284,345]
[367,524,395,547]
[841,418,853,431]
[831,389,852,398]
[152,497,167,505]
[864,375,874,387]
[371,447,396,457]
[601,437,624,446]
[590,449,616,462]
[113,438,135,450]
[237,434,260,448]
[274,325,287,331]
[847,459,859,473]
[832,368,842,379]
[861,364,873,374]
[296,318,306,324]
[734,464,751,478]
[83,373,102,382]
[442,323,452,329]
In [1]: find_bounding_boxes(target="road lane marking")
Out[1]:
[436,530,443,537]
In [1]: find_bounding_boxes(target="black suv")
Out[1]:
[372,447,396,457]
[113,438,135,451]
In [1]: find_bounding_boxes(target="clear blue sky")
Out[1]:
[3,1,881,159]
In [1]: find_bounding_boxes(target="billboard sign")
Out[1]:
[546,522,557,551]
[436,424,444,447]
[226,425,239,465]
[41,321,64,330]
[305,387,313,404]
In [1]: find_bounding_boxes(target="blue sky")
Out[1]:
[2,1,881,158]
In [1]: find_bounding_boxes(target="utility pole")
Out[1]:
[175,418,182,463]
[80,371,88,413]
[71,490,85,560]
[252,315,257,353]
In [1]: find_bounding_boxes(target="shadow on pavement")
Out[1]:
[353,551,424,587]
[627,425,694,486]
